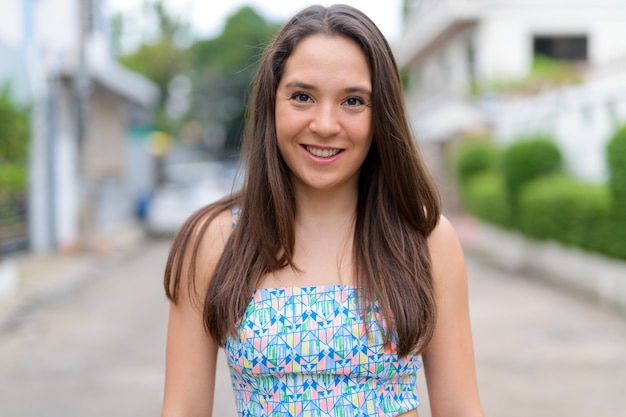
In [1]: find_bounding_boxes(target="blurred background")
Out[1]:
[0,0,625,416]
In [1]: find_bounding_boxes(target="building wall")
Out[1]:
[591,18,626,65]
[84,84,138,240]
[475,17,529,81]
[1,0,155,252]
[406,27,477,106]
[84,84,125,178]
[477,3,626,79]
[399,0,626,184]
[401,0,626,100]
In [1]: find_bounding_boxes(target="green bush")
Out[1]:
[0,85,30,197]
[592,214,626,260]
[517,175,626,259]
[449,139,500,185]
[607,125,626,211]
[462,171,511,227]
[448,130,626,261]
[502,137,562,209]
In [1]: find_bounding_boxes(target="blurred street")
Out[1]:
[0,240,170,417]
[0,234,625,417]
[2,1,626,415]
[466,256,626,417]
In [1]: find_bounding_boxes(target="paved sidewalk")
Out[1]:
[0,222,148,335]
[465,255,626,417]
[448,215,626,417]
[0,239,171,417]
[450,214,626,316]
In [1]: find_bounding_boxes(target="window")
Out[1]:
[533,35,588,62]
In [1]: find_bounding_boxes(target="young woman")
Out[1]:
[161,4,483,417]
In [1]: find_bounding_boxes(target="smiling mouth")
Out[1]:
[305,145,343,158]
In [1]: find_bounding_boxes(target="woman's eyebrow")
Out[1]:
[344,86,371,96]
[283,81,371,96]
[283,81,316,91]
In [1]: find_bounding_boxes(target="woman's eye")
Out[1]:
[344,97,365,107]
[291,93,311,103]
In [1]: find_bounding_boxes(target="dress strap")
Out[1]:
[231,206,241,230]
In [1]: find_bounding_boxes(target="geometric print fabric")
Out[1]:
[225,285,421,416]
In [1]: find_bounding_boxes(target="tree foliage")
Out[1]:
[117,0,190,96]
[119,38,188,100]
[0,85,30,196]
[116,4,280,152]
[116,1,190,133]
[192,6,279,79]
[189,7,280,150]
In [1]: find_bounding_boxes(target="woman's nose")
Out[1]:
[309,103,341,138]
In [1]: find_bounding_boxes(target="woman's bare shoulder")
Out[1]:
[427,215,466,284]
[428,215,459,247]
[166,205,235,302]
[181,205,234,270]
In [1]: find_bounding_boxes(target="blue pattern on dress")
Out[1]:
[225,285,421,416]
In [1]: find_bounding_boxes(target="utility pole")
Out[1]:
[75,0,93,251]
[75,0,91,166]
[24,0,54,252]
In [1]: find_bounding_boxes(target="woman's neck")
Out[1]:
[292,182,358,232]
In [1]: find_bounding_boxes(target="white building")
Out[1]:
[396,0,626,185]
[0,0,158,253]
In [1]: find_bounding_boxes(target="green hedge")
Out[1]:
[518,176,610,248]
[450,139,500,185]
[518,176,626,259]
[607,125,626,211]
[501,137,562,209]
[463,171,511,227]
[450,133,626,261]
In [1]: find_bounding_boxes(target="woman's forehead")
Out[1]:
[279,34,371,90]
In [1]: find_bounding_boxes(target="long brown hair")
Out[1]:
[164,4,441,357]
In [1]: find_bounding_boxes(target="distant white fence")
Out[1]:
[487,71,626,183]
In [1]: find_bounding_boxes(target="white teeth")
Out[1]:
[306,146,341,158]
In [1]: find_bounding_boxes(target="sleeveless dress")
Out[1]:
[225,208,421,416]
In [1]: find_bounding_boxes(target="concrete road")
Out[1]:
[466,256,626,417]
[0,240,625,416]
[0,241,171,417]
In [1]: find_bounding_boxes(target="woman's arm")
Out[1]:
[423,215,484,417]
[161,210,233,417]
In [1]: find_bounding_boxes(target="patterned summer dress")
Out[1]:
[225,208,421,416]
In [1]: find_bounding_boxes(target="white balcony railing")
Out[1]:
[395,0,483,67]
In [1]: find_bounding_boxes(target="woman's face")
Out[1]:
[275,34,373,195]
